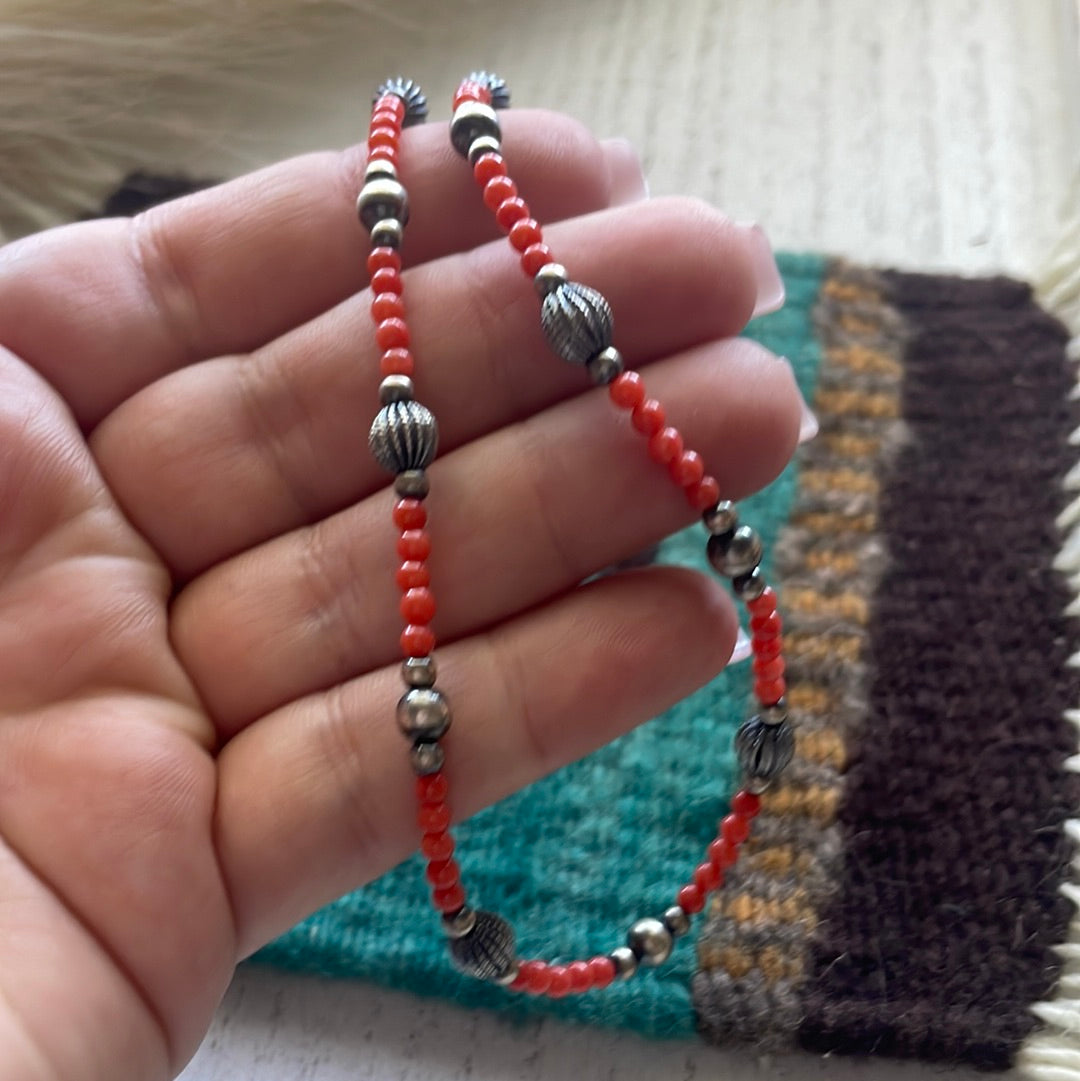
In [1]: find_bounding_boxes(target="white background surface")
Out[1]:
[179,1,1080,1078]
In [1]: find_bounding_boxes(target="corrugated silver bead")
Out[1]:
[397,687,452,741]
[733,567,767,601]
[735,716,795,782]
[402,656,437,688]
[467,135,502,163]
[375,77,428,126]
[394,469,429,499]
[609,946,638,980]
[442,906,477,939]
[468,70,511,109]
[448,910,516,981]
[586,346,624,385]
[627,918,672,966]
[379,375,414,405]
[533,262,568,297]
[760,698,787,726]
[411,741,445,775]
[703,500,738,536]
[357,178,409,231]
[450,101,501,157]
[540,281,614,365]
[370,218,403,250]
[663,905,691,938]
[369,401,438,474]
[707,525,763,578]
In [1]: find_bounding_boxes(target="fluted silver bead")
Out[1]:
[370,218,403,250]
[609,946,638,980]
[450,101,501,157]
[375,77,428,126]
[733,567,767,601]
[533,262,568,297]
[442,906,477,939]
[735,716,795,783]
[448,911,516,981]
[586,346,624,385]
[410,740,444,775]
[357,178,409,231]
[663,905,691,938]
[707,524,763,578]
[395,469,429,499]
[541,281,615,365]
[397,687,452,741]
[379,374,414,405]
[703,500,738,536]
[627,918,673,966]
[467,135,502,164]
[760,698,787,726]
[369,401,438,474]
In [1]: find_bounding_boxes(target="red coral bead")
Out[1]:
[367,246,402,275]
[368,146,398,167]
[397,530,431,560]
[731,790,762,818]
[401,587,436,624]
[392,499,427,530]
[509,218,543,252]
[694,860,722,893]
[368,126,399,151]
[372,294,405,323]
[376,318,410,351]
[433,883,467,913]
[418,804,451,837]
[420,831,454,860]
[687,475,721,510]
[401,624,435,657]
[631,399,665,435]
[396,560,429,590]
[750,611,782,638]
[747,587,777,616]
[374,95,405,120]
[708,837,737,870]
[567,960,592,993]
[546,965,572,998]
[519,960,552,994]
[453,80,490,108]
[473,152,506,185]
[587,955,616,989]
[370,267,402,295]
[648,426,683,465]
[671,450,705,487]
[381,348,414,377]
[678,883,705,914]
[610,371,646,409]
[752,635,783,662]
[370,109,400,131]
[521,243,555,276]
[755,677,787,706]
[416,773,448,804]
[721,813,751,845]
[424,856,459,888]
[483,175,517,210]
[495,197,530,231]
[752,656,786,682]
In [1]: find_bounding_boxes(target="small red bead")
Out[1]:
[380,348,414,377]
[631,399,666,435]
[694,860,722,893]
[519,960,553,994]
[396,560,430,591]
[368,126,399,151]
[708,837,737,870]
[687,475,721,510]
[392,498,427,530]
[750,610,783,638]
[368,146,398,167]
[546,965,572,998]
[752,655,786,682]
[367,246,402,275]
[647,426,684,465]
[376,317,410,351]
[509,218,543,252]
[370,267,403,295]
[678,883,705,914]
[370,109,400,131]
[371,294,405,323]
[401,624,435,657]
[721,813,751,846]
[752,635,783,662]
[671,450,705,488]
[520,243,555,276]
[473,152,506,185]
[755,677,787,706]
[397,530,431,560]
[420,831,454,861]
[416,773,448,804]
[401,587,436,624]
[418,804,451,836]
[732,790,762,818]
[433,883,467,913]
[483,175,517,211]
[610,371,646,409]
[424,856,459,888]
[587,955,616,989]
[747,587,777,616]
[496,197,530,231]
[567,960,592,993]
[453,80,491,108]
[374,94,405,119]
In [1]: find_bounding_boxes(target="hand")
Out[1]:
[0,111,801,1080]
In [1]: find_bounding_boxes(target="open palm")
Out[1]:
[0,112,800,1080]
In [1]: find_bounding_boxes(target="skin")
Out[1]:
[0,109,802,1080]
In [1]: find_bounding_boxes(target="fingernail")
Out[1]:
[780,356,819,445]
[601,137,649,204]
[736,222,785,318]
[729,625,752,664]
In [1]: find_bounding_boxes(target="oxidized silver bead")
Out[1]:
[733,567,767,601]
[375,77,428,126]
[369,401,438,474]
[707,525,763,578]
[365,158,398,184]
[703,500,738,536]
[395,469,429,499]
[609,946,638,980]
[468,70,511,109]
[397,687,452,741]
[533,262,568,297]
[760,697,787,726]
[663,905,691,938]
[402,655,437,688]
[410,740,444,775]
[735,716,795,783]
[379,375,414,405]
[467,135,502,164]
[586,346,624,385]
[541,282,615,365]
[448,910,516,981]
[370,218,403,250]
[442,906,477,939]
[627,917,673,967]
[450,101,501,157]
[357,178,409,231]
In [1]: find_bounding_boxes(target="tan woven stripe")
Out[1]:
[820,432,883,458]
[829,344,904,378]
[801,468,880,496]
[814,388,900,419]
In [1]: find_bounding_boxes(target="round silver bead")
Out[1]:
[402,655,437,688]
[707,525,763,578]
[442,906,477,939]
[397,687,452,741]
[760,697,788,726]
[627,917,673,967]
[733,567,767,601]
[379,375,414,405]
[357,178,409,231]
[374,77,428,126]
[448,910,516,981]
[369,401,438,474]
[467,135,502,164]
[609,946,638,981]
[365,158,398,184]
[586,346,624,386]
[370,218,403,250]
[495,962,521,987]
[467,70,511,109]
[703,500,738,536]
[745,775,772,795]
[541,281,615,365]
[735,716,795,783]
[533,262,568,298]
[450,101,501,158]
[411,741,445,775]
[394,469,429,499]
[663,905,691,938]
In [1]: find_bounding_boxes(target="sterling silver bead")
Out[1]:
[609,946,638,980]
[541,281,615,365]
[395,469,429,499]
[760,697,787,726]
[703,500,738,536]
[397,687,452,740]
[369,401,438,474]
[467,134,502,163]
[365,158,398,184]
[495,962,521,987]
[627,918,673,966]
[735,716,795,782]
[442,906,477,939]
[707,525,763,578]
[663,905,691,938]
[411,741,444,775]
[370,218,403,250]
[450,101,501,157]
[379,374,414,405]
[533,262,568,297]
[448,910,516,981]
[733,567,767,601]
[357,178,409,231]
[586,346,624,385]
[375,77,428,126]
[402,655,437,688]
